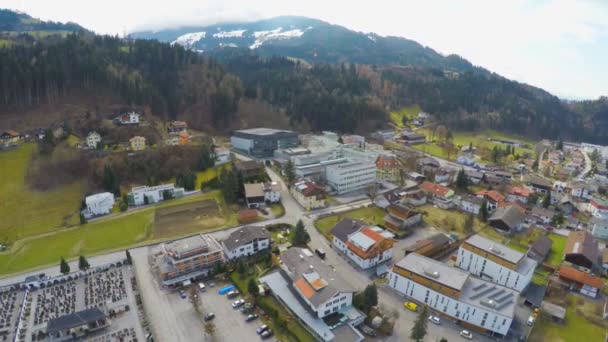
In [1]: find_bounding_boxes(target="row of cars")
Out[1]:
[403,301,473,340]
[226,288,275,340]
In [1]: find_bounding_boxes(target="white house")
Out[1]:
[214,147,232,165]
[244,182,281,208]
[127,184,184,206]
[85,192,115,217]
[569,181,593,200]
[388,253,516,337]
[589,198,608,219]
[326,161,376,194]
[263,182,281,203]
[456,235,537,292]
[116,112,140,125]
[330,220,394,269]
[460,195,483,215]
[86,131,101,149]
[590,217,608,240]
[281,247,355,318]
[222,226,271,260]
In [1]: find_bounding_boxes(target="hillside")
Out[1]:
[0,8,85,34]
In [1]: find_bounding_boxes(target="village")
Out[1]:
[2,110,608,342]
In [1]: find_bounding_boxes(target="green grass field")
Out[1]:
[314,206,387,239]
[546,234,566,267]
[421,205,486,236]
[389,105,421,128]
[0,211,153,274]
[0,144,84,243]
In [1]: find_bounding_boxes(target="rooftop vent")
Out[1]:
[489,246,502,255]
[423,269,440,279]
[480,299,497,308]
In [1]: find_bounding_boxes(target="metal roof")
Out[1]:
[348,231,376,251]
[464,234,525,265]
[395,253,469,291]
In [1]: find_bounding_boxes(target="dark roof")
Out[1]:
[526,175,553,189]
[523,283,547,308]
[461,194,484,205]
[465,170,484,179]
[236,160,263,171]
[528,235,553,260]
[330,218,365,243]
[531,207,556,218]
[489,205,525,230]
[223,226,270,251]
[47,308,106,334]
[564,231,599,264]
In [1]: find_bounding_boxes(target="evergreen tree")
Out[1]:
[456,168,468,190]
[78,255,90,271]
[102,164,120,195]
[125,249,132,265]
[60,257,70,275]
[236,259,246,275]
[284,159,296,184]
[542,192,551,208]
[39,129,55,155]
[337,136,344,144]
[79,213,87,225]
[119,201,128,212]
[479,199,489,222]
[198,144,216,171]
[410,305,428,342]
[551,211,564,226]
[219,170,240,203]
[556,139,563,151]
[291,220,310,246]
[248,278,258,297]
[362,283,378,313]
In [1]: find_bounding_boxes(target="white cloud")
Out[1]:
[3,0,607,98]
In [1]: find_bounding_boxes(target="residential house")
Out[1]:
[434,167,452,184]
[280,247,355,318]
[155,234,225,286]
[564,231,599,270]
[488,205,525,234]
[465,170,485,184]
[527,235,553,263]
[419,181,454,209]
[168,120,188,133]
[389,253,517,337]
[84,192,115,217]
[548,150,564,164]
[0,130,20,144]
[530,207,555,225]
[178,131,190,145]
[115,112,140,125]
[475,190,505,212]
[129,136,146,151]
[460,194,483,215]
[588,198,608,219]
[244,182,281,208]
[235,160,265,179]
[405,191,427,207]
[525,175,553,194]
[506,186,531,204]
[46,308,109,341]
[557,265,604,298]
[558,195,577,215]
[291,178,326,210]
[400,131,426,145]
[417,157,440,174]
[569,180,593,200]
[222,226,271,260]
[371,129,395,141]
[383,203,422,232]
[375,155,399,182]
[603,249,608,271]
[456,154,477,167]
[85,131,101,149]
[589,217,608,240]
[403,233,451,258]
[127,184,184,206]
[456,234,537,292]
[214,147,232,165]
[331,223,395,269]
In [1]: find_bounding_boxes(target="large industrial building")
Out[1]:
[231,128,298,158]
[388,253,517,337]
[326,161,377,194]
[456,235,537,292]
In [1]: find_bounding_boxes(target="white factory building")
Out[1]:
[326,161,377,194]
[456,235,537,292]
[388,253,517,337]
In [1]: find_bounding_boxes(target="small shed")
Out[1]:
[541,301,566,323]
[523,283,547,308]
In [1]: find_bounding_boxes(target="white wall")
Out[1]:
[264,190,281,203]
[318,292,353,318]
[388,271,513,336]
[226,238,270,260]
[456,248,535,292]
[326,163,376,194]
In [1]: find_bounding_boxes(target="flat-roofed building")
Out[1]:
[127,183,185,206]
[280,247,355,318]
[156,234,225,286]
[231,128,298,158]
[326,161,376,194]
[388,253,517,337]
[456,234,537,292]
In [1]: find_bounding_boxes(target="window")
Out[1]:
[324,310,330,315]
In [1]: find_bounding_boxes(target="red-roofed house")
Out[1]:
[476,190,505,211]
[558,265,604,298]
[291,178,326,210]
[507,186,531,204]
[331,223,395,269]
[375,155,399,182]
[419,181,454,209]
[0,130,20,144]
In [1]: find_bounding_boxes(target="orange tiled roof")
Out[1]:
[475,190,505,203]
[420,181,451,197]
[295,278,315,299]
[559,265,604,289]
[376,155,398,169]
[509,186,531,198]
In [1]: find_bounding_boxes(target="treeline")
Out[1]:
[0,9,83,32]
[0,32,241,128]
[219,52,386,133]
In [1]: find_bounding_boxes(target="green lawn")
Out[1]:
[529,296,606,342]
[314,206,387,240]
[269,203,285,218]
[421,205,486,236]
[0,211,153,274]
[0,144,84,243]
[389,105,421,128]
[546,234,566,267]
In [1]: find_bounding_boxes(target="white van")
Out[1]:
[198,282,206,292]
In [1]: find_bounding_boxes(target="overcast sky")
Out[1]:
[5,0,607,99]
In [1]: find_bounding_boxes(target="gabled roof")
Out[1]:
[475,190,505,203]
[531,207,555,218]
[525,175,553,189]
[488,205,525,230]
[46,308,106,335]
[236,160,264,171]
[461,194,484,205]
[330,218,366,243]
[222,226,269,252]
[508,186,531,198]
[528,235,552,259]
[387,203,420,218]
[244,183,264,198]
[558,265,604,289]
[564,231,599,263]
[375,155,399,168]
[419,181,452,198]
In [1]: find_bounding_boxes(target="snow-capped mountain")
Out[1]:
[131,16,474,72]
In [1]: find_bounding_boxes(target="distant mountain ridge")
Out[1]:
[132,16,475,73]
[0,9,85,33]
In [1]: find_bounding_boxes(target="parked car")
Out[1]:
[246,314,259,322]
[208,282,215,287]
[198,282,206,292]
[261,329,274,339]
[428,315,440,325]
[179,290,187,299]
[315,248,326,259]
[232,299,246,308]
[204,313,215,321]
[240,303,254,314]
[460,330,473,339]
[403,301,418,312]
[359,325,376,337]
[527,315,536,326]
[256,325,269,334]
[227,290,240,299]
